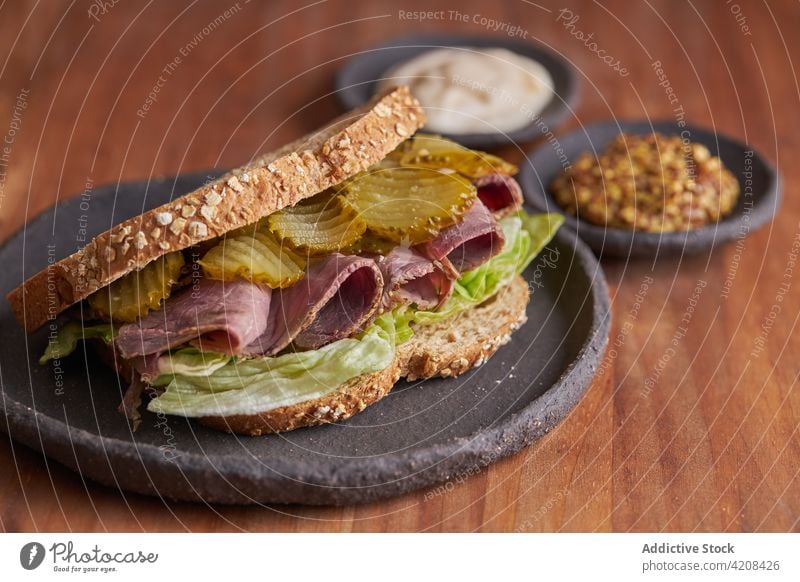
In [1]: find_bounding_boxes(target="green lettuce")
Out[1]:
[148,312,399,417]
[39,321,115,364]
[151,348,232,386]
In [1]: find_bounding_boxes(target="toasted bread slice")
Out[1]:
[199,274,529,435]
[8,86,425,332]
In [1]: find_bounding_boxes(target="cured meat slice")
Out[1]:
[475,173,523,218]
[377,246,453,310]
[246,253,384,354]
[116,279,271,358]
[418,202,505,275]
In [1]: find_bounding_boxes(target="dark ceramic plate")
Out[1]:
[519,120,781,258]
[0,173,609,505]
[335,34,578,149]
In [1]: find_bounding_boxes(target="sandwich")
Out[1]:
[8,86,563,436]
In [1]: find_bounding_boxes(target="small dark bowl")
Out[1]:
[335,34,578,149]
[518,120,781,258]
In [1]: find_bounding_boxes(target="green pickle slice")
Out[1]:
[343,231,397,256]
[392,133,456,157]
[393,133,518,178]
[401,148,518,178]
[200,226,306,288]
[88,251,185,322]
[343,166,476,244]
[267,193,366,254]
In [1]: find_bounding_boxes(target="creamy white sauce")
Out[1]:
[379,47,554,134]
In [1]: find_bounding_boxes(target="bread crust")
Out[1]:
[8,86,425,332]
[200,359,404,436]
[201,275,530,436]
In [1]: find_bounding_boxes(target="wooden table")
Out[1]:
[1,0,798,532]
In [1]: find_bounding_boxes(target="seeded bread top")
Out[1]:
[8,86,426,332]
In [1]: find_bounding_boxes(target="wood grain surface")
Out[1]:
[1,0,798,532]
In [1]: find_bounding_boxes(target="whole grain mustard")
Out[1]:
[551,133,740,232]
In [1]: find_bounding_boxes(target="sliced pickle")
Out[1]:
[394,133,460,157]
[400,148,518,178]
[383,134,458,166]
[200,227,306,288]
[392,133,518,177]
[267,193,366,254]
[343,167,476,244]
[225,219,265,240]
[88,252,185,323]
[344,231,397,256]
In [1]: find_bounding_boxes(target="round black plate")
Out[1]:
[0,173,610,505]
[519,120,781,258]
[335,34,578,149]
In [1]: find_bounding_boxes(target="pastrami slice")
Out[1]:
[246,253,384,354]
[377,246,453,311]
[418,202,506,275]
[115,279,272,359]
[475,173,523,218]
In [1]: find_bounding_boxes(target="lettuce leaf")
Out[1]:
[151,348,232,386]
[147,312,398,417]
[39,321,115,364]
